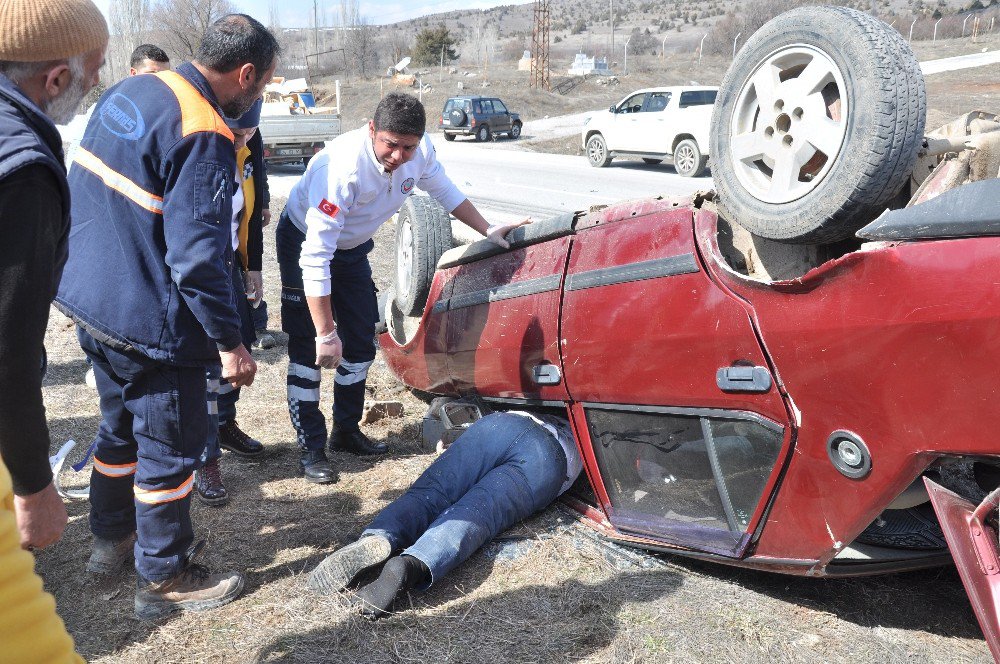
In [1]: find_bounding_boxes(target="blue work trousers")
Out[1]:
[203,261,255,462]
[363,412,567,585]
[276,211,378,452]
[78,328,211,582]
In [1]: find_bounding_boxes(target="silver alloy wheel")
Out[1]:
[587,136,606,164]
[396,216,413,298]
[729,43,849,204]
[675,144,696,174]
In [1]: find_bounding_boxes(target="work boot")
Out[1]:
[253,330,277,349]
[86,531,136,574]
[195,458,229,507]
[134,540,244,621]
[329,428,388,456]
[307,534,392,595]
[218,420,264,457]
[298,449,337,484]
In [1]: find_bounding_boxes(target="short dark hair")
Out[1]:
[373,93,426,137]
[195,14,280,81]
[129,44,169,68]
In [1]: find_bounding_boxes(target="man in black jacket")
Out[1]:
[0,0,107,552]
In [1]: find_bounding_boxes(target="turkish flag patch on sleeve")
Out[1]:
[318,199,340,217]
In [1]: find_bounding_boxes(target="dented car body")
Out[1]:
[379,181,1000,656]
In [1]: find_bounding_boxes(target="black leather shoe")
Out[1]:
[218,420,264,457]
[299,449,337,484]
[329,428,388,456]
[194,458,229,507]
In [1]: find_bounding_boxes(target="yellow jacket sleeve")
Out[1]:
[0,460,83,663]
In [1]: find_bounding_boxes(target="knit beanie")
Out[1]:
[0,0,108,62]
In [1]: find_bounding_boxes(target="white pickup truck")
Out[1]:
[581,86,718,177]
[258,111,340,167]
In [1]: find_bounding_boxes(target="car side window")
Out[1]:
[679,90,718,108]
[493,100,508,113]
[644,92,671,112]
[472,101,482,114]
[481,100,494,114]
[618,93,646,114]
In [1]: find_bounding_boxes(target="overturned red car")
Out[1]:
[379,6,1000,659]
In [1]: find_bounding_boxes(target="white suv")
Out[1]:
[582,86,718,177]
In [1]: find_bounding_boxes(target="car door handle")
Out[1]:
[532,364,562,386]
[716,365,772,393]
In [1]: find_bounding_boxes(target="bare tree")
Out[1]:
[149,0,235,61]
[107,0,150,82]
[339,0,379,79]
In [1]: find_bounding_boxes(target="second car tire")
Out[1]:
[710,6,926,244]
[476,125,490,142]
[393,196,454,316]
[586,134,612,167]
[672,139,705,178]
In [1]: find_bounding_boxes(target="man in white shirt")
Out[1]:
[277,93,526,482]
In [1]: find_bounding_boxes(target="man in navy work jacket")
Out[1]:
[0,0,106,549]
[55,14,280,621]
[278,93,529,483]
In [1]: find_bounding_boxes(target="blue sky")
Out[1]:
[91,0,517,28]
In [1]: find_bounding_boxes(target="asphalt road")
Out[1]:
[266,135,713,228]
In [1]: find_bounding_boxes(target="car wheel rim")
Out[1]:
[396,218,413,296]
[588,139,604,163]
[729,43,849,204]
[676,145,695,173]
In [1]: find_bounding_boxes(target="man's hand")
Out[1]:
[315,329,343,369]
[486,217,532,249]
[245,270,263,306]
[220,344,257,388]
[14,482,67,550]
[261,209,272,228]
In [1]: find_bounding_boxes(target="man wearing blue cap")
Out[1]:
[196,97,268,506]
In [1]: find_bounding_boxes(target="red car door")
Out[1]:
[560,200,793,557]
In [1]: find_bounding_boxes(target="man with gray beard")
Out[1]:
[0,0,107,552]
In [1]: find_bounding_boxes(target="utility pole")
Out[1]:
[530,0,550,90]
[313,0,319,54]
[609,0,615,60]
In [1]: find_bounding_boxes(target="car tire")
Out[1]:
[394,196,454,316]
[642,158,662,165]
[672,140,706,177]
[476,125,490,142]
[449,108,467,126]
[710,6,925,244]
[443,132,455,142]
[586,134,612,168]
[510,122,522,139]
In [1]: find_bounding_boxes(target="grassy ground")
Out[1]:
[33,32,1000,664]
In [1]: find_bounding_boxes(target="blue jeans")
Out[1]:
[276,211,379,451]
[363,412,567,586]
[79,328,210,581]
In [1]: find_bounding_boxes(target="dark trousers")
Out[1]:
[78,328,211,582]
[276,211,378,452]
[203,260,255,462]
[364,413,566,585]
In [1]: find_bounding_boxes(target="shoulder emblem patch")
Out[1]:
[318,199,340,217]
[401,177,415,194]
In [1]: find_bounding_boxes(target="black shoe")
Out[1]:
[218,420,264,457]
[329,428,388,456]
[299,449,337,484]
[194,458,229,507]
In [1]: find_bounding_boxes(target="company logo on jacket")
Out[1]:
[401,177,415,194]
[99,93,145,140]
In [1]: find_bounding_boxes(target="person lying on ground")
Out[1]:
[306,410,583,618]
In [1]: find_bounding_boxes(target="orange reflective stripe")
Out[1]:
[154,71,235,141]
[133,475,194,504]
[74,148,164,214]
[93,457,138,478]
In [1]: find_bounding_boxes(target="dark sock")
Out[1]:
[356,554,430,619]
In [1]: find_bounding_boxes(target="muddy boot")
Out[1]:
[86,532,136,574]
[134,540,244,621]
[307,535,392,595]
